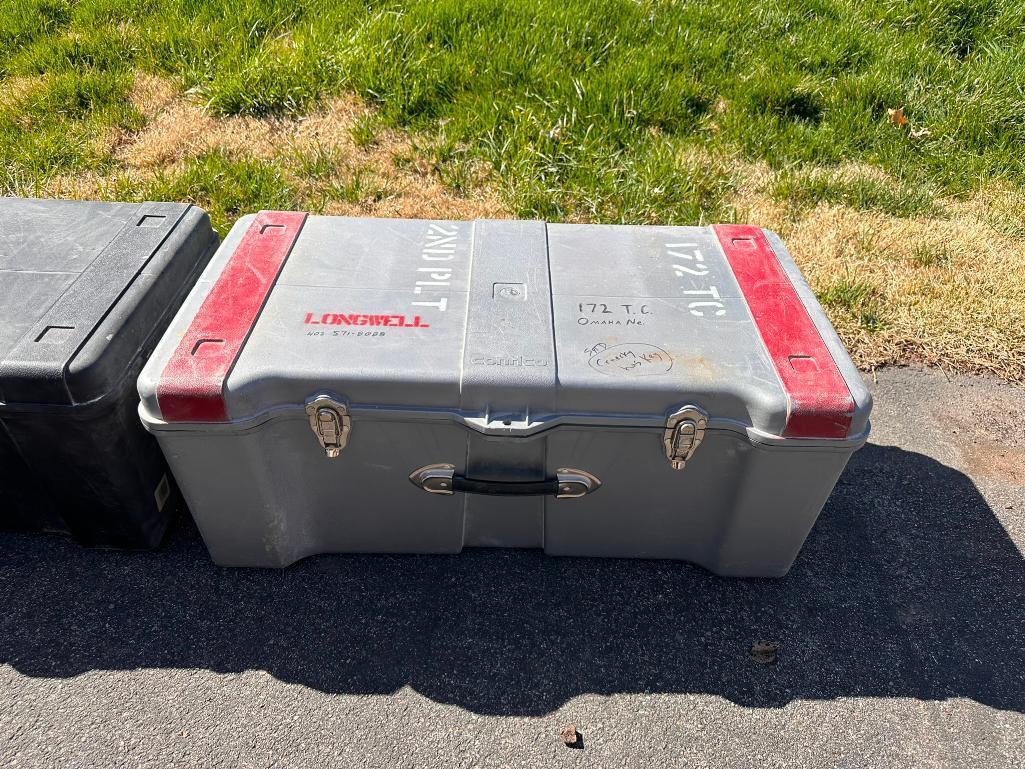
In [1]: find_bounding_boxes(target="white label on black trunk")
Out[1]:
[154,474,170,512]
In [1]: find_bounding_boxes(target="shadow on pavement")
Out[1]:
[1,443,1022,716]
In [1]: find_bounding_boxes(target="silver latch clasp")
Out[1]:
[663,405,709,470]
[305,395,351,458]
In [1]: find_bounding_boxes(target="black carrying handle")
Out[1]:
[452,477,560,496]
[408,464,601,499]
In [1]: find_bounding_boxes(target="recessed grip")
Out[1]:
[408,464,601,499]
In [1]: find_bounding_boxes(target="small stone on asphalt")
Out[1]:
[559,724,581,748]
[750,640,780,665]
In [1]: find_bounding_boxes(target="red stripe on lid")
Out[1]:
[156,211,307,422]
[712,224,854,438]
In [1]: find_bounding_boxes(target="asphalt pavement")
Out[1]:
[1,366,1023,768]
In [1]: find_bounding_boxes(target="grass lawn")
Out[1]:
[2,0,1024,379]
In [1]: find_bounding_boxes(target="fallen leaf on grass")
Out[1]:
[887,107,908,127]
[910,127,931,140]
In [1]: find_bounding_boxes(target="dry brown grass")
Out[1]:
[119,74,506,220]
[0,76,46,109]
[43,74,507,221]
[732,162,1025,382]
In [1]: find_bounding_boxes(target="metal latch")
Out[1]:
[305,395,351,458]
[663,405,709,470]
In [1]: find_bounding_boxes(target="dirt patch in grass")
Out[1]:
[43,74,508,223]
[733,163,1025,382]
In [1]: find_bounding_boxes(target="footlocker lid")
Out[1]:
[138,212,871,448]
[0,198,218,408]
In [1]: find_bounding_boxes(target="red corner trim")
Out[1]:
[712,225,854,438]
[156,211,308,422]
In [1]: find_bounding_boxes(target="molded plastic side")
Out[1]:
[148,413,860,576]
[153,416,469,566]
[1,381,178,547]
